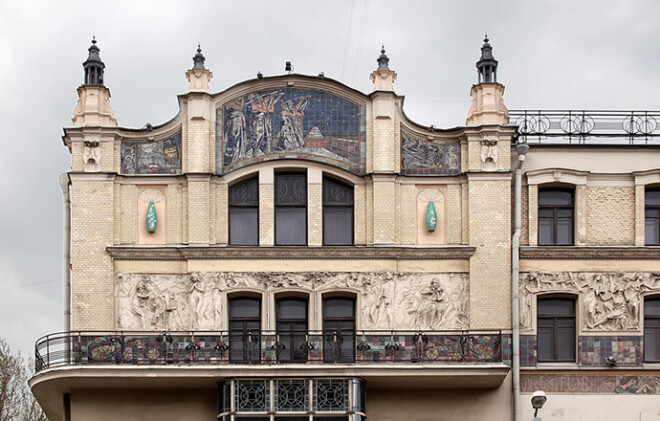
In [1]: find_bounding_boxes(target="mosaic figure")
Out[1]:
[121,133,182,174]
[400,134,461,175]
[278,95,310,149]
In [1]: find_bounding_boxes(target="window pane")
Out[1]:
[276,207,307,245]
[230,179,259,206]
[230,298,261,318]
[646,300,660,317]
[324,207,353,245]
[646,218,660,245]
[537,327,554,361]
[323,298,355,318]
[539,190,573,206]
[646,189,660,206]
[324,178,353,205]
[645,327,660,362]
[556,217,573,244]
[538,299,574,316]
[277,298,307,320]
[276,174,307,205]
[539,218,554,245]
[557,326,575,361]
[230,207,258,245]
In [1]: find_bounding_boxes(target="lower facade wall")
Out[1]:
[520,393,660,421]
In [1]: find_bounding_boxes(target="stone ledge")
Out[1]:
[106,246,477,261]
[520,246,660,260]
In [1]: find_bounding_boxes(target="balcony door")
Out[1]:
[323,297,356,363]
[276,297,308,362]
[229,297,261,363]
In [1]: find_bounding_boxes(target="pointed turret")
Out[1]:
[72,37,117,127]
[186,44,213,93]
[466,35,508,126]
[370,45,397,91]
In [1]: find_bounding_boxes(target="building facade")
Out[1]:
[29,38,660,421]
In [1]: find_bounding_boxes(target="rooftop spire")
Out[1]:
[83,36,105,85]
[377,45,390,70]
[476,34,498,83]
[193,44,206,69]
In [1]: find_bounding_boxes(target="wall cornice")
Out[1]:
[520,246,660,260]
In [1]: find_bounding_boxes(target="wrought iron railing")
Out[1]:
[509,110,660,144]
[34,330,503,373]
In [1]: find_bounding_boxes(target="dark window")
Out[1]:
[537,298,576,362]
[322,297,355,363]
[645,298,660,362]
[539,189,574,245]
[275,173,307,245]
[276,298,308,362]
[646,189,660,245]
[323,177,354,245]
[229,178,259,245]
[229,297,261,363]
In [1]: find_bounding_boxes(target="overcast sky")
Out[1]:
[1,0,659,358]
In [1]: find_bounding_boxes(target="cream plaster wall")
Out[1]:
[520,393,660,421]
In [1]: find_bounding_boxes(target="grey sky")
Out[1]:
[1,0,659,358]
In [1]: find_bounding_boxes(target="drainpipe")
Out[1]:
[59,173,71,334]
[512,141,529,421]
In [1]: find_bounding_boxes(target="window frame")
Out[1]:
[228,296,262,363]
[536,296,577,363]
[275,172,308,246]
[645,188,660,246]
[538,188,575,246]
[644,297,660,363]
[322,296,356,363]
[229,177,260,246]
[322,176,354,246]
[275,296,309,363]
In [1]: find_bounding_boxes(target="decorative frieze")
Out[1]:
[521,374,660,395]
[115,271,469,331]
[520,272,660,332]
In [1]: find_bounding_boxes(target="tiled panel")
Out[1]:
[400,133,461,175]
[521,374,660,394]
[520,335,537,366]
[579,336,642,367]
[121,133,182,175]
[216,88,366,175]
[502,334,512,366]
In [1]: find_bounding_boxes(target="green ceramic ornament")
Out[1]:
[426,201,437,232]
[146,201,157,233]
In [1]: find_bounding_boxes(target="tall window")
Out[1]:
[229,178,259,245]
[539,188,574,245]
[645,298,660,362]
[229,297,261,363]
[323,177,354,245]
[275,173,307,245]
[322,297,356,363]
[276,297,308,363]
[537,297,576,362]
[646,189,660,245]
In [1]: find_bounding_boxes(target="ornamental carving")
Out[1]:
[520,272,660,332]
[116,272,468,331]
[480,139,498,171]
[83,140,100,172]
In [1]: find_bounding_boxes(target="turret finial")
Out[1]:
[83,36,105,86]
[476,34,498,83]
[193,44,206,69]
[377,45,390,71]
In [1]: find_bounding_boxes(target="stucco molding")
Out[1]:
[520,246,660,260]
[107,246,477,261]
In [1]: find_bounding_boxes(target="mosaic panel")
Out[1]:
[616,376,660,394]
[400,133,460,175]
[121,133,182,174]
[216,88,366,175]
[579,336,642,367]
[502,334,512,366]
[522,374,660,395]
[520,335,537,366]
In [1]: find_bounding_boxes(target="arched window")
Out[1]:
[322,296,356,363]
[228,297,261,363]
[645,188,660,245]
[323,177,354,245]
[275,172,307,245]
[645,298,660,362]
[276,297,308,363]
[229,177,259,245]
[539,188,574,245]
[537,297,576,362]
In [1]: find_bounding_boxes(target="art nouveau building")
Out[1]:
[29,38,660,421]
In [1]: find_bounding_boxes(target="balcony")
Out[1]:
[35,329,505,372]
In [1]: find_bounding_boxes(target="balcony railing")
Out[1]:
[34,330,503,373]
[509,110,660,144]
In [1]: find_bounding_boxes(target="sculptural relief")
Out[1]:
[115,271,469,331]
[520,272,660,332]
[480,138,498,171]
[83,140,100,172]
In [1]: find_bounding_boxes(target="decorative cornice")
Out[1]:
[520,246,660,260]
[106,246,477,261]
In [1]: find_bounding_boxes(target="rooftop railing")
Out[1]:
[34,330,504,373]
[509,110,660,144]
